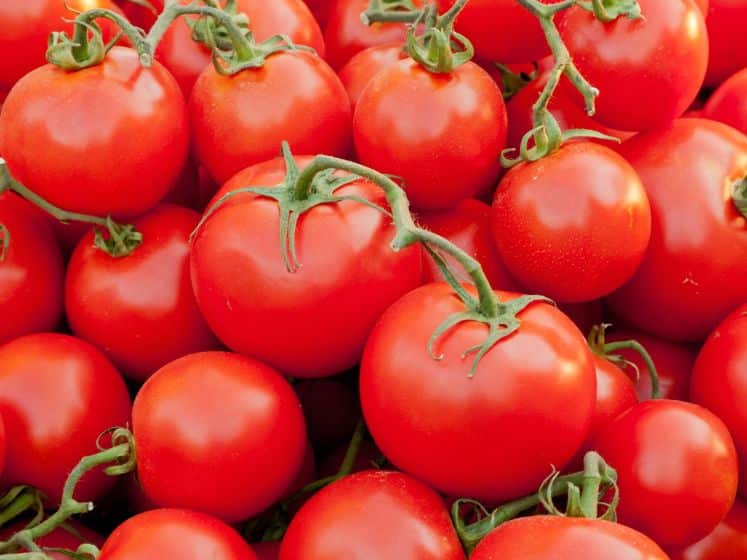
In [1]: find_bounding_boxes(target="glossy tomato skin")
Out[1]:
[65,205,219,381]
[670,498,747,560]
[607,119,747,341]
[0,520,104,560]
[0,193,64,345]
[703,68,747,135]
[354,59,507,210]
[470,516,669,560]
[690,305,747,499]
[0,333,131,504]
[0,47,188,217]
[338,44,406,109]
[190,51,351,185]
[190,156,423,378]
[360,284,596,502]
[704,0,747,87]
[133,352,306,522]
[559,0,708,131]
[595,400,739,549]
[99,509,257,560]
[492,142,651,303]
[280,470,466,560]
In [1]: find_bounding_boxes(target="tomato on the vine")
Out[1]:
[670,499,747,560]
[338,44,406,109]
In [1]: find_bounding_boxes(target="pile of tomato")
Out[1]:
[0,0,746,558]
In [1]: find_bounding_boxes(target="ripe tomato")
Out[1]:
[254,541,281,560]
[280,470,466,560]
[0,520,103,560]
[0,193,64,345]
[98,509,257,560]
[595,400,739,549]
[360,284,596,502]
[0,333,131,504]
[65,204,219,382]
[190,51,351,185]
[690,305,747,499]
[703,68,747,135]
[492,142,651,303]
[470,516,669,560]
[559,0,708,131]
[704,0,747,87]
[338,44,406,109]
[0,47,188,217]
[190,156,423,378]
[354,59,506,210]
[295,377,359,447]
[607,119,747,341]
[670,499,747,560]
[133,352,306,522]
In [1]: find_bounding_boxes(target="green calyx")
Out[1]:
[0,224,9,262]
[577,0,643,21]
[188,0,251,52]
[733,176,747,219]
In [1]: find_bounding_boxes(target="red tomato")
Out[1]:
[417,199,518,290]
[0,520,104,560]
[338,43,406,109]
[280,470,466,560]
[703,68,747,135]
[133,352,306,522]
[670,499,747,560]
[190,156,423,378]
[607,119,747,341]
[595,400,739,549]
[696,0,710,11]
[354,59,506,210]
[65,205,219,381]
[304,0,333,27]
[0,47,188,217]
[254,541,281,560]
[704,0,747,87]
[492,142,651,303]
[0,333,131,504]
[691,305,747,499]
[190,51,351,185]
[470,516,669,560]
[99,509,257,560]
[0,193,64,345]
[559,0,708,131]
[360,284,596,502]
[295,377,359,447]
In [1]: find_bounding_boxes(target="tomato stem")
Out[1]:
[733,176,747,218]
[603,340,661,399]
[0,487,45,530]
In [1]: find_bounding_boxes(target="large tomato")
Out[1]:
[190,156,423,378]
[607,119,747,341]
[595,400,739,549]
[354,59,507,210]
[338,44,406,109]
[703,68,747,135]
[704,0,747,87]
[65,205,218,381]
[280,470,466,560]
[0,47,188,217]
[0,333,131,504]
[559,0,708,131]
[360,283,596,502]
[133,352,306,522]
[670,499,747,560]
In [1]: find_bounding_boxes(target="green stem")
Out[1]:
[733,177,747,219]
[362,0,421,24]
[604,340,661,399]
[70,8,150,62]
[0,490,41,529]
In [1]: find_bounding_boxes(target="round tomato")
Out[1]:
[354,59,506,210]
[595,400,739,549]
[99,509,257,560]
[65,204,219,381]
[704,0,747,87]
[338,44,406,109]
[703,68,747,135]
[670,499,747,560]
[0,333,131,504]
[0,47,188,217]
[280,470,465,560]
[492,142,651,303]
[133,352,306,522]
[0,520,103,560]
[0,193,64,345]
[606,119,747,341]
[360,283,596,502]
[559,0,708,131]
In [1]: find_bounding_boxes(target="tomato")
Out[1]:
[0,333,131,504]
[304,0,333,27]
[115,0,162,30]
[280,470,466,560]
[670,498,747,560]
[360,283,596,502]
[190,51,351,185]
[133,352,306,522]
[696,0,710,11]
[0,0,123,88]
[254,541,281,560]
[99,509,257,560]
[0,47,188,217]
[65,204,219,382]
[354,59,506,210]
[703,68,747,135]
[470,516,669,560]
[295,377,360,447]
[0,520,104,560]
[338,44,406,109]
[0,193,64,345]
[559,0,708,131]
[595,400,738,548]
[190,156,423,378]
[607,119,747,341]
[417,199,518,290]
[704,0,747,87]
[492,142,651,303]
[156,0,325,96]
[690,305,747,499]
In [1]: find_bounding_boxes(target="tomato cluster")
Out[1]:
[0,0,746,559]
